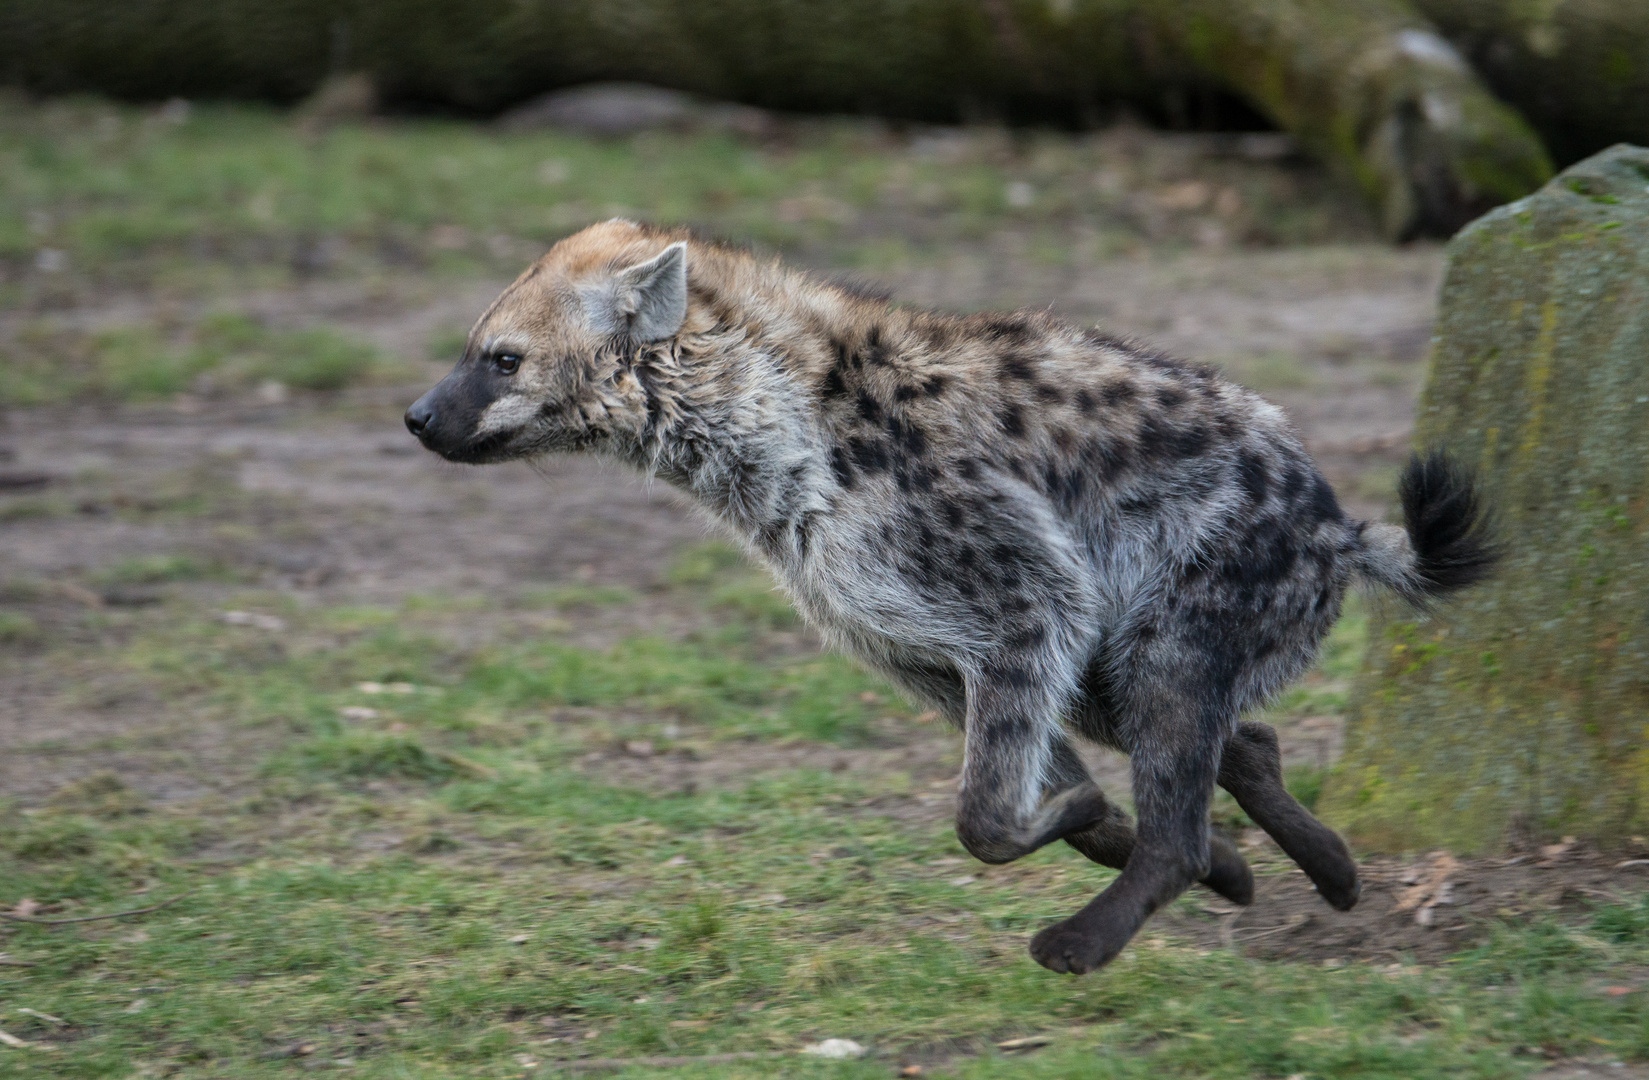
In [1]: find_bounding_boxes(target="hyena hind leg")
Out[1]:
[1047,737,1254,907]
[1030,667,1229,975]
[1218,720,1359,911]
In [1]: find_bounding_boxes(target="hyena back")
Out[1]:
[406,219,1497,974]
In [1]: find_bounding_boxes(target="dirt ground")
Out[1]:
[11,229,1642,1000]
[0,241,1432,793]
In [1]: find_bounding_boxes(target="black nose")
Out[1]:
[405,401,433,438]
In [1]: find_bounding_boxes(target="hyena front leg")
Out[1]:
[951,660,1114,866]
[1218,720,1359,910]
[1048,737,1254,907]
[1030,661,1228,975]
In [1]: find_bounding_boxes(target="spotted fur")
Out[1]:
[406,220,1496,974]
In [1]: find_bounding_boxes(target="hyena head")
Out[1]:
[405,219,689,463]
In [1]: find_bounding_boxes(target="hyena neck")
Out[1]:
[611,303,831,553]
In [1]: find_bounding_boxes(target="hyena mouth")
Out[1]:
[447,428,518,463]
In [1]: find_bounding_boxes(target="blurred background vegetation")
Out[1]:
[4,0,1647,238]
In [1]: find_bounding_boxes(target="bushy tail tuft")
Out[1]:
[1354,451,1499,603]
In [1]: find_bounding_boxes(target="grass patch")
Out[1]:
[0,311,384,406]
[94,554,210,586]
[2,578,1645,1077]
[0,95,1375,299]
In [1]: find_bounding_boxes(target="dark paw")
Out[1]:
[1029,916,1130,975]
[1201,836,1254,906]
[1311,860,1361,911]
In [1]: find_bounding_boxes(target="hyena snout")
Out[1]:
[404,395,435,438]
[405,367,514,462]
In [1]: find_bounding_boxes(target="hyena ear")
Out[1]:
[584,242,688,343]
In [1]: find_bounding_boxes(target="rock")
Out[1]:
[1323,144,1649,852]
[801,1038,867,1059]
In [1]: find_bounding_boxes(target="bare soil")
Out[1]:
[16,236,1627,985]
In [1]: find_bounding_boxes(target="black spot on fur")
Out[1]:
[894,383,919,402]
[1006,624,1047,650]
[1139,414,1211,461]
[887,415,928,458]
[982,315,1036,344]
[1156,386,1187,410]
[923,375,949,398]
[984,664,1034,690]
[1000,353,1036,381]
[1305,471,1344,523]
[1081,436,1132,483]
[856,390,883,424]
[859,324,890,367]
[1236,451,1269,504]
[1118,493,1159,517]
[999,404,1026,438]
[1101,380,1136,406]
[848,437,890,474]
[1035,383,1064,404]
[942,500,966,528]
[957,457,981,481]
[1398,451,1501,596]
[1280,463,1306,501]
[1074,389,1096,415]
[821,367,847,398]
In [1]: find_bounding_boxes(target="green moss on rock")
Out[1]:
[1322,144,1649,852]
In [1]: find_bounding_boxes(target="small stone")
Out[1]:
[802,1038,866,1059]
[340,707,379,720]
[624,740,654,758]
[221,610,286,631]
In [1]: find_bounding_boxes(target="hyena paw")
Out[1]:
[1311,857,1360,911]
[1028,914,1132,975]
[1201,835,1254,906]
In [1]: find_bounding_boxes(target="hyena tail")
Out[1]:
[1353,451,1500,604]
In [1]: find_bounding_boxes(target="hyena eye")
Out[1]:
[493,353,521,375]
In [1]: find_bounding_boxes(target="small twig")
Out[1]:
[1233,914,1310,941]
[0,956,36,967]
[0,889,195,926]
[554,1051,779,1071]
[1614,859,1649,871]
[16,1009,65,1026]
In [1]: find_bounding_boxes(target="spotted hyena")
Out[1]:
[405,219,1496,974]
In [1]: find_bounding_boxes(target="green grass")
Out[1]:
[3,558,1647,1078]
[0,95,1374,292]
[0,310,385,406]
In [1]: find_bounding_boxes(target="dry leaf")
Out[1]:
[1395,851,1457,913]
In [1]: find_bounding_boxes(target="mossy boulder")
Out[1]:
[1322,144,1649,852]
